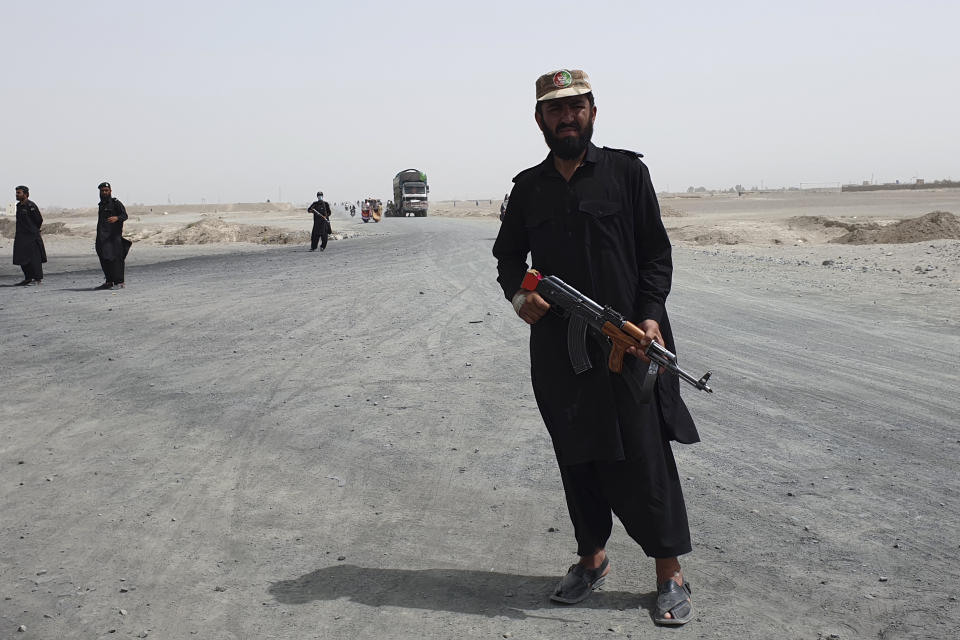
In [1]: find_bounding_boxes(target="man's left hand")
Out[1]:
[626,319,663,364]
[106,216,119,223]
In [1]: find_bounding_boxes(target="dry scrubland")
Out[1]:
[1,189,958,639]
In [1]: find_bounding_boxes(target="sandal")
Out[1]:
[550,556,610,604]
[654,578,692,625]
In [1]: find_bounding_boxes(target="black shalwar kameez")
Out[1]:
[492,142,699,558]
[13,198,47,281]
[309,199,331,251]
[96,197,128,284]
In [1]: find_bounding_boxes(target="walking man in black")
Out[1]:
[309,191,332,252]
[94,182,129,289]
[12,185,47,286]
[492,69,699,626]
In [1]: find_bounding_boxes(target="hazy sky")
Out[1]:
[4,0,958,207]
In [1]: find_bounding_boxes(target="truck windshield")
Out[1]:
[404,185,427,195]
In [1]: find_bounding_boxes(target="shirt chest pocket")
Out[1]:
[523,213,557,255]
[579,200,623,248]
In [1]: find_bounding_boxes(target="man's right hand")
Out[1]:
[512,289,551,325]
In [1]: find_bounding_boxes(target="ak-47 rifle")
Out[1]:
[520,269,713,401]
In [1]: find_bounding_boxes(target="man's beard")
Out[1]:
[542,119,593,160]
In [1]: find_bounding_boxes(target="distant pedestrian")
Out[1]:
[308,191,332,251]
[94,182,130,289]
[12,185,46,286]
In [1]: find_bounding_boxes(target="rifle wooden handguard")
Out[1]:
[601,321,646,373]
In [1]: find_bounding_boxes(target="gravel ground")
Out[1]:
[1,211,958,639]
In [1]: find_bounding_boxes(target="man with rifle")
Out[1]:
[309,191,331,252]
[492,69,707,626]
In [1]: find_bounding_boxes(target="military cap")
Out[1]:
[536,69,592,102]
[98,181,111,189]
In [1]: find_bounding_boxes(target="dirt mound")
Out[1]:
[832,211,960,244]
[0,219,75,238]
[660,204,684,217]
[161,218,309,245]
[690,229,741,245]
[41,222,75,235]
[786,216,878,232]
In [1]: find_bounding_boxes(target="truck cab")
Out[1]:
[391,169,429,217]
[401,181,428,216]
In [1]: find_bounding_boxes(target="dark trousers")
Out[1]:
[558,449,692,559]
[311,220,329,250]
[21,260,43,281]
[99,256,124,284]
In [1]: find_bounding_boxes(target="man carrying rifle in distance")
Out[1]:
[492,69,701,626]
[309,191,331,252]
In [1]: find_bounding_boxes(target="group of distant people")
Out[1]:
[10,185,355,283]
[10,182,130,289]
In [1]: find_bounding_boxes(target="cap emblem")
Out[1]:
[553,70,573,89]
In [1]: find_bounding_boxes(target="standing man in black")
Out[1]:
[12,185,47,286]
[492,69,699,626]
[94,181,129,289]
[308,191,332,252]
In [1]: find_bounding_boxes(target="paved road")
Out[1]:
[2,217,957,639]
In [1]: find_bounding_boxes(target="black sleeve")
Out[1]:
[115,199,128,223]
[632,163,672,323]
[492,183,530,301]
[31,203,43,230]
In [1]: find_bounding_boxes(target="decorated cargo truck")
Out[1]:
[386,169,428,217]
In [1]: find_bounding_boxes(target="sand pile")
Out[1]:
[660,204,684,217]
[786,216,877,232]
[161,218,309,245]
[0,219,75,238]
[832,211,960,244]
[687,230,741,245]
[41,222,74,235]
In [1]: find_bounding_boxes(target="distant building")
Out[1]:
[3,203,14,217]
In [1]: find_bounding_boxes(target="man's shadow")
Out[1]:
[269,565,656,621]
